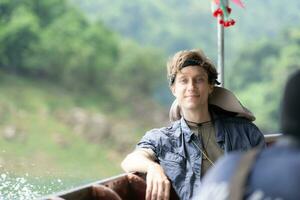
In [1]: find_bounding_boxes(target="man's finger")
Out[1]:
[146,175,153,200]
[157,179,164,200]
[151,181,158,200]
[163,179,171,200]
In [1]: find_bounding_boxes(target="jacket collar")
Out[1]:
[173,118,194,142]
[173,109,226,143]
[181,117,194,142]
[210,109,225,143]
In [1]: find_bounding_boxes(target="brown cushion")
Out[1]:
[92,185,122,200]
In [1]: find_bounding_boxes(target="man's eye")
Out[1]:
[179,79,187,83]
[196,78,204,83]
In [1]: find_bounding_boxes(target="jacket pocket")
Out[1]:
[160,152,186,181]
[162,152,185,163]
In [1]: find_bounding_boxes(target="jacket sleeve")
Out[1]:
[136,129,162,159]
[247,122,266,148]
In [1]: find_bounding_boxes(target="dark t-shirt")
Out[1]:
[196,138,300,200]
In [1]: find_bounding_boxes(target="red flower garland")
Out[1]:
[212,6,236,28]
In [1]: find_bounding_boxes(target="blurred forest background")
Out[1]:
[0,0,300,198]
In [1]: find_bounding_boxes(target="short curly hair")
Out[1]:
[167,49,219,86]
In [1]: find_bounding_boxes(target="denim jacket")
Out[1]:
[136,108,265,200]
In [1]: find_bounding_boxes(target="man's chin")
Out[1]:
[182,103,200,110]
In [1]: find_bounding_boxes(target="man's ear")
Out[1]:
[209,84,214,95]
[170,85,176,97]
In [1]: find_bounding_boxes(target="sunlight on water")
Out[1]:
[0,171,63,200]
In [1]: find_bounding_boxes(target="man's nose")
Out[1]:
[187,80,196,90]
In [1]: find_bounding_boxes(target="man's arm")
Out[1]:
[121,149,171,200]
[121,149,157,173]
[248,122,266,148]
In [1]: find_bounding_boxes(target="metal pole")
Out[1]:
[217,15,225,87]
[212,0,228,87]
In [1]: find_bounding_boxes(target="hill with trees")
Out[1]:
[1,0,300,198]
[72,0,300,131]
[72,0,300,56]
[0,0,167,198]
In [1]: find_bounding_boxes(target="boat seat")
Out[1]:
[101,173,146,200]
[92,185,122,200]
[48,173,148,200]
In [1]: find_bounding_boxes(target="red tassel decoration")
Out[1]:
[212,6,236,28]
[227,7,232,14]
[213,8,223,17]
[219,19,235,27]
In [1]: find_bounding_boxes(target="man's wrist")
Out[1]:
[147,162,161,172]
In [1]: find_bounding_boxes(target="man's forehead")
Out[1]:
[177,66,208,77]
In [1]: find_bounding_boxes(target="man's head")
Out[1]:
[280,70,300,140]
[167,49,219,86]
[167,49,219,112]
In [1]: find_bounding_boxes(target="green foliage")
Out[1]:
[112,40,165,98]
[72,0,300,59]
[72,0,215,55]
[0,5,39,72]
[227,39,280,90]
[0,0,167,101]
[27,0,69,27]
[25,10,119,93]
[227,28,300,131]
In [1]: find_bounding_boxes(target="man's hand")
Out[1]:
[146,163,171,200]
[121,149,170,199]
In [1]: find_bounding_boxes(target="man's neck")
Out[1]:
[182,107,211,124]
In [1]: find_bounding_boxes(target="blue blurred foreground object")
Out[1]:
[197,69,300,200]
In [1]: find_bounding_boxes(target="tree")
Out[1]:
[227,28,300,131]
[0,5,39,73]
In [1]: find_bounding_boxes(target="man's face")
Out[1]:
[171,66,213,111]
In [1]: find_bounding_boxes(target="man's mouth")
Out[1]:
[185,95,200,98]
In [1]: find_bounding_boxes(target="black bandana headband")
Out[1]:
[181,59,205,69]
[169,59,220,85]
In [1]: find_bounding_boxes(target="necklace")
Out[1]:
[192,140,215,166]
[185,119,215,166]
[191,125,215,166]
[185,119,212,127]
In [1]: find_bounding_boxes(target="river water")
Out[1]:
[0,171,64,200]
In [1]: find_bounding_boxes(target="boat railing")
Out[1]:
[43,172,179,200]
[264,133,282,146]
[43,133,282,200]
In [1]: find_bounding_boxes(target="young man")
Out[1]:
[197,70,300,200]
[121,49,265,200]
